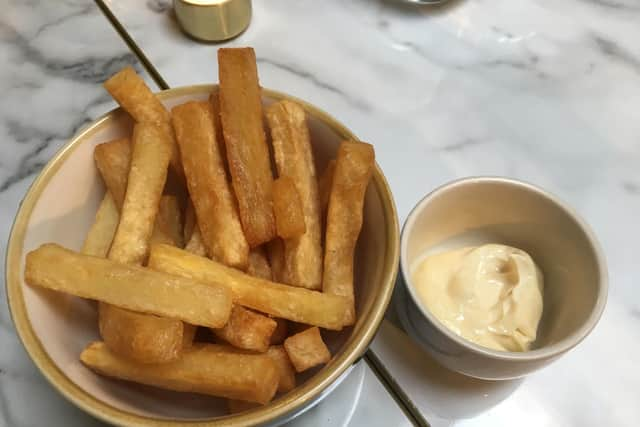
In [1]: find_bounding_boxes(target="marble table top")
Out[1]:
[2,0,639,425]
[0,2,139,425]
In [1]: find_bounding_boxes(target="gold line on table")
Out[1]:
[93,0,169,90]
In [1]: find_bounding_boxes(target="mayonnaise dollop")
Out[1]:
[412,244,544,352]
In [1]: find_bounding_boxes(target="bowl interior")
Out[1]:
[402,178,605,353]
[13,86,395,421]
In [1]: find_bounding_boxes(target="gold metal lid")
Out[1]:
[174,0,252,42]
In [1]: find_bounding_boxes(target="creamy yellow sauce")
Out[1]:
[412,244,544,352]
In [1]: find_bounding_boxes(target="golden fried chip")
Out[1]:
[172,101,248,268]
[283,327,331,373]
[322,141,374,325]
[93,131,186,361]
[99,310,184,364]
[98,304,184,363]
[109,123,171,264]
[94,138,131,208]
[272,176,306,239]
[94,138,181,248]
[26,244,233,329]
[266,100,322,289]
[218,48,275,247]
[103,67,170,123]
[247,246,272,280]
[94,125,185,363]
[208,88,227,164]
[81,193,119,258]
[92,131,184,362]
[103,67,182,178]
[81,342,279,404]
[213,306,277,353]
[266,346,296,392]
[148,244,351,330]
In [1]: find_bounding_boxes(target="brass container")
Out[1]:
[174,0,252,42]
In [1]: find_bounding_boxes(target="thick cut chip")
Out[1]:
[94,139,182,248]
[265,100,322,289]
[282,327,328,372]
[81,342,279,404]
[213,306,277,353]
[150,195,184,248]
[218,48,275,247]
[318,159,336,217]
[247,246,272,280]
[93,136,184,362]
[103,67,182,177]
[208,88,227,164]
[109,123,171,265]
[185,226,208,257]
[97,124,179,364]
[98,304,184,363]
[148,244,351,330]
[272,177,306,239]
[266,346,296,392]
[322,141,374,325]
[103,67,170,123]
[81,193,119,257]
[171,101,248,268]
[102,309,182,363]
[94,130,185,361]
[25,244,233,328]
[283,327,331,373]
[94,138,131,209]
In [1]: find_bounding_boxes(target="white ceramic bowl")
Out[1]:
[399,177,608,380]
[6,85,399,426]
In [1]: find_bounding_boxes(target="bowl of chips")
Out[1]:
[6,48,399,426]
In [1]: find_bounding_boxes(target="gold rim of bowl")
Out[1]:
[5,85,400,427]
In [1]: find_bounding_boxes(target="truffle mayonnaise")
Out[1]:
[412,244,544,352]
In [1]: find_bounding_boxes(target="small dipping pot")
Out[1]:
[399,177,607,380]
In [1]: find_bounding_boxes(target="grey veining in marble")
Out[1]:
[0,1,145,425]
[3,0,640,424]
[100,0,640,425]
[0,2,413,426]
[0,4,141,192]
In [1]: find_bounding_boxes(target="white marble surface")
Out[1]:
[99,0,640,425]
[0,1,145,425]
[0,1,410,426]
